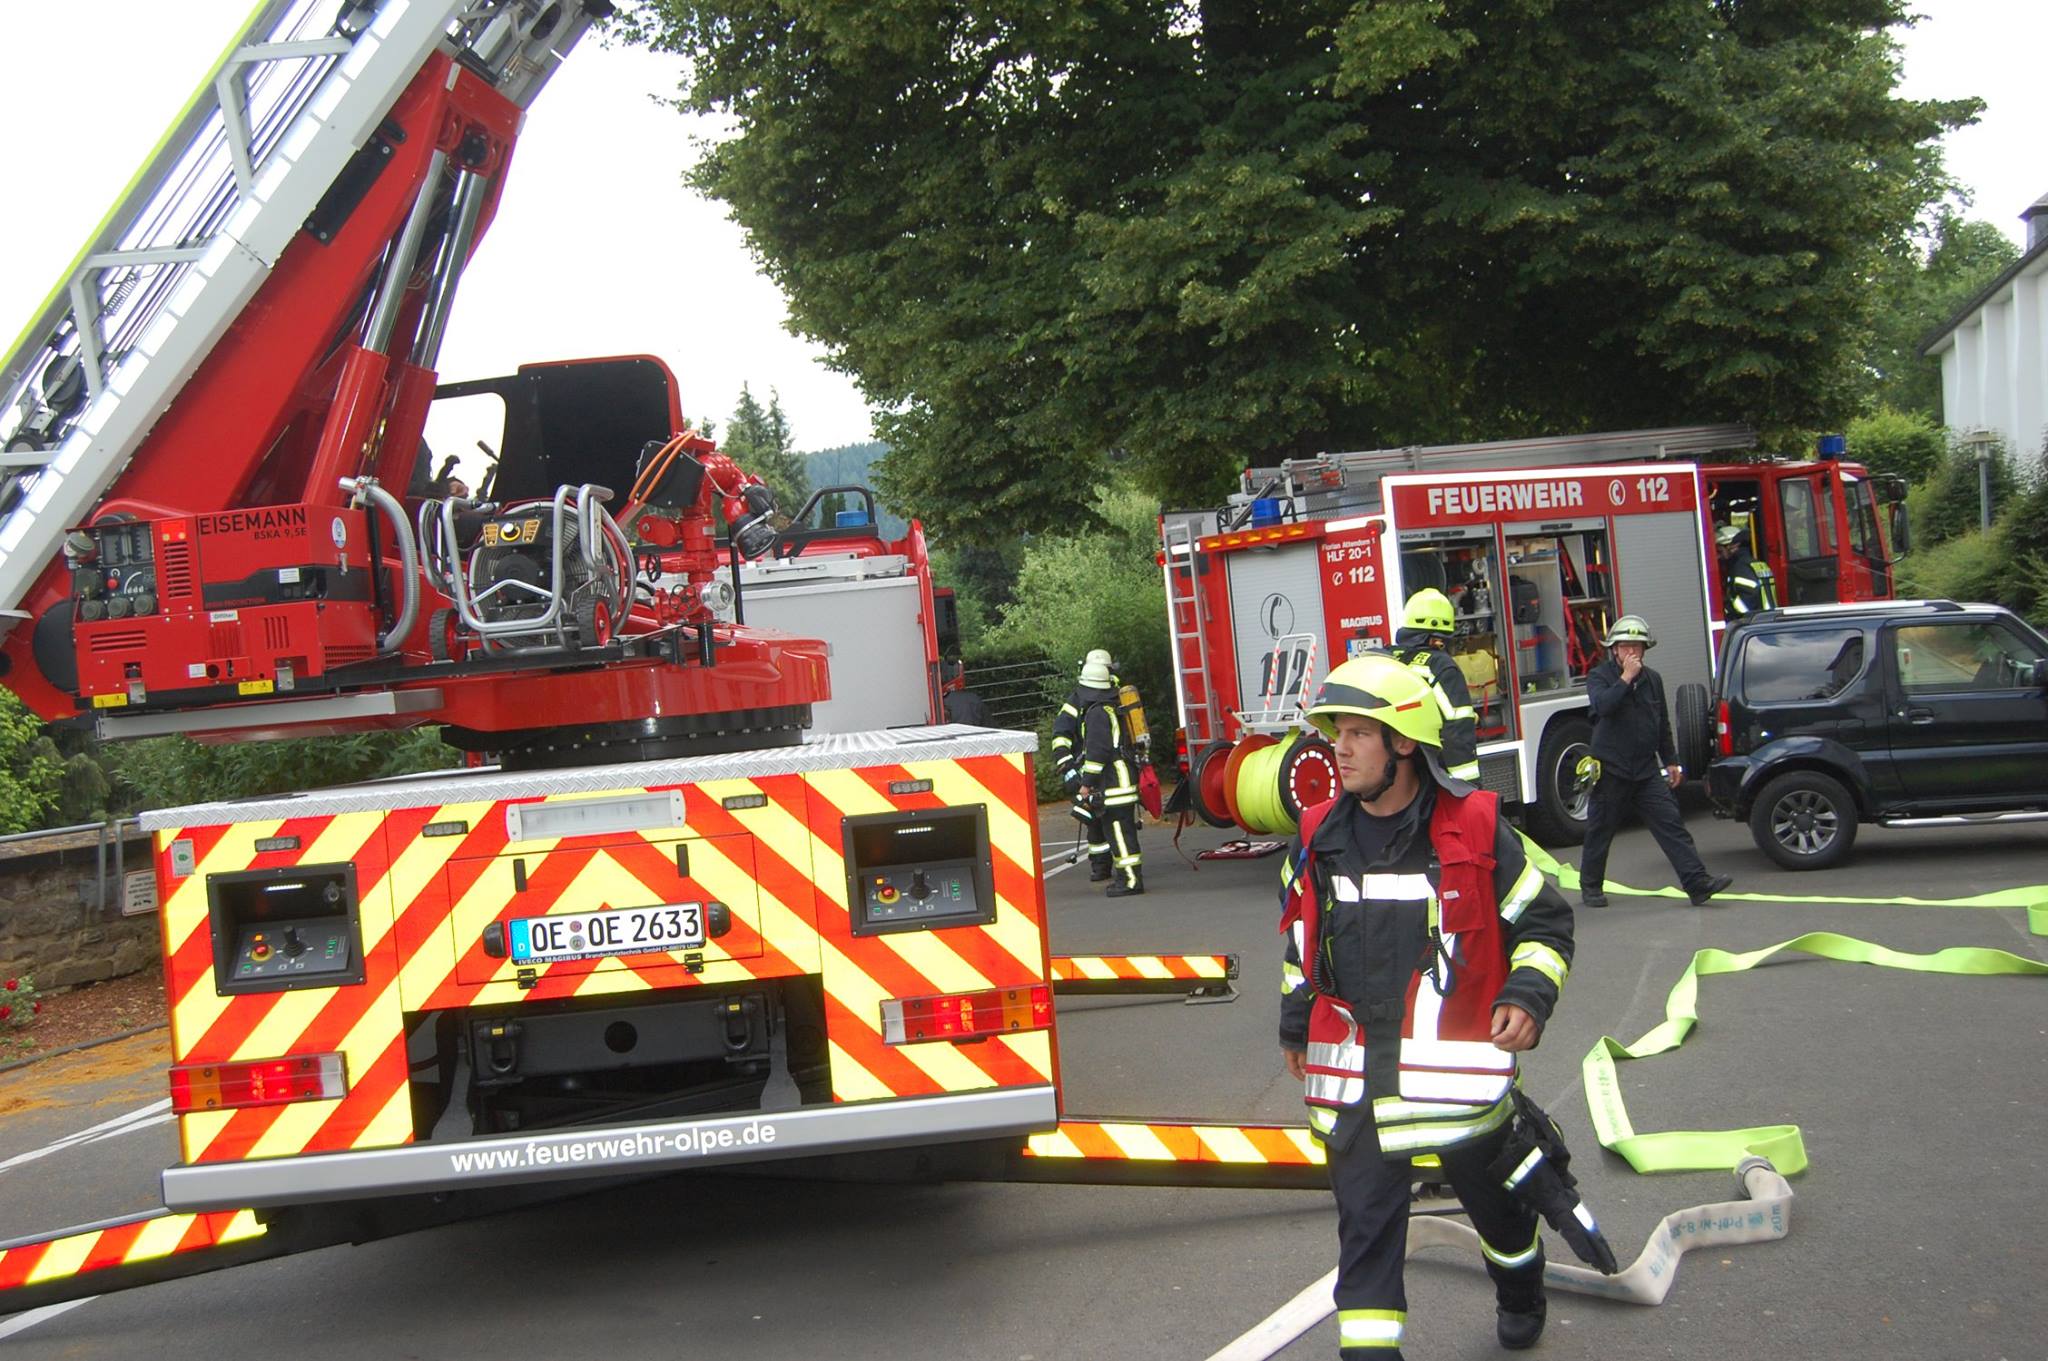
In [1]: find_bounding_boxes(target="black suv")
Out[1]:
[1704,600,2048,868]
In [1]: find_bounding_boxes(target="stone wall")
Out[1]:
[0,826,159,991]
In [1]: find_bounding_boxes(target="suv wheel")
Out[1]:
[1749,770,1859,870]
[1527,716,1594,845]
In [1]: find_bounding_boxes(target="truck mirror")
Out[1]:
[1889,502,1911,556]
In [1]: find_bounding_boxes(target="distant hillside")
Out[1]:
[802,441,908,538]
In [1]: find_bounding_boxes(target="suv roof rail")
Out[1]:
[1759,599,1964,619]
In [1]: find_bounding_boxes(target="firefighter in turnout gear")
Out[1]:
[1715,523,1778,618]
[1280,653,1578,1357]
[1383,588,1481,782]
[1578,615,1734,909]
[1052,651,1145,894]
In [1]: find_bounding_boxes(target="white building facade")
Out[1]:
[1923,194,2048,457]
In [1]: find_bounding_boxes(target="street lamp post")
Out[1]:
[1965,428,1998,531]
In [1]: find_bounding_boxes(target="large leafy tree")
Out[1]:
[623,0,1974,540]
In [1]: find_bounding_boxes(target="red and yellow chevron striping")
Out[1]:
[150,737,1056,1171]
[1050,954,1235,982]
[1047,954,1238,999]
[1025,1120,1323,1167]
[0,1211,264,1292]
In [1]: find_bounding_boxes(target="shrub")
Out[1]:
[1846,408,1946,483]
[1905,435,2021,551]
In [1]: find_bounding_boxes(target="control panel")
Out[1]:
[863,863,982,924]
[206,863,365,994]
[843,805,996,936]
[229,920,355,985]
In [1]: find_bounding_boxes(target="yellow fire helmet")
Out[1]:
[1401,587,1456,636]
[1303,652,1443,749]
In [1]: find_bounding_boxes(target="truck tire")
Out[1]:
[1748,770,1859,870]
[1674,682,1711,780]
[1526,715,1594,846]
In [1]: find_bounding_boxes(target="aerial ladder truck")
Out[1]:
[0,0,1312,1318]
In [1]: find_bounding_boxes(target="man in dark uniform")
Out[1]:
[1578,615,1733,908]
[1280,652,1600,1357]
[1381,588,1481,781]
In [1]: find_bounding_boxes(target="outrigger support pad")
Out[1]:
[1049,954,1239,1004]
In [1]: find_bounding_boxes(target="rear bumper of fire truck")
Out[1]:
[162,1083,1056,1211]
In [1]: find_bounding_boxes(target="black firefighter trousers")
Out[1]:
[1327,1118,1542,1358]
[1578,769,1710,897]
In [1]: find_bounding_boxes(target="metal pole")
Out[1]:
[1977,446,1993,530]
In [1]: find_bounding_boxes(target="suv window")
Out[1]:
[1739,627,1867,702]
[1893,621,2047,694]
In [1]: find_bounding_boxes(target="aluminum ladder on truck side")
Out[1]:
[1161,515,1222,751]
[0,0,597,623]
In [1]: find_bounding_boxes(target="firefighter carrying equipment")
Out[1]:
[1401,587,1457,636]
[1604,614,1655,648]
[1487,1088,1619,1274]
[1278,745,1574,1156]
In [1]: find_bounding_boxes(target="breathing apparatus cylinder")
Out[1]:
[1117,682,1149,749]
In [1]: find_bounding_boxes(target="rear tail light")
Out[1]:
[880,985,1053,1045]
[1716,700,1733,757]
[169,1053,348,1113]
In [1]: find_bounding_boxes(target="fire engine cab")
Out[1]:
[1161,427,1905,843]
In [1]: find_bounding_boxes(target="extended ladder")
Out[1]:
[0,0,599,622]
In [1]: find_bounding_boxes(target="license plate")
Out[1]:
[508,903,705,965]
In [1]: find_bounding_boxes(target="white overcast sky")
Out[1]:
[2,1,2043,460]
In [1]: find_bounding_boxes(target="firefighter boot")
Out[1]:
[1688,873,1734,906]
[1107,870,1145,898]
[1089,856,1112,882]
[1493,1265,1547,1352]
[1496,1295,1547,1351]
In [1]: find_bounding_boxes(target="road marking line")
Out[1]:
[1040,839,1083,864]
[0,1099,171,1175]
[0,1299,95,1340]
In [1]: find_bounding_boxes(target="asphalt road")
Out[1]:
[2,793,2044,1359]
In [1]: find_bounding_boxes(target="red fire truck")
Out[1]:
[1161,427,1905,842]
[0,0,1297,1318]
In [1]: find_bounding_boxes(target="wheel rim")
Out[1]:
[1769,790,1839,856]
[1554,740,1593,823]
